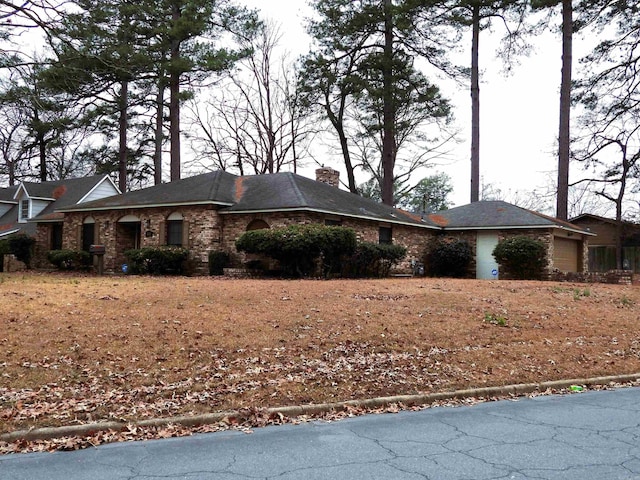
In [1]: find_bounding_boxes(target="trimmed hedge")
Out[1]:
[493,236,547,280]
[235,224,357,278]
[8,234,35,268]
[124,247,189,275]
[208,250,230,276]
[0,238,9,272]
[344,242,407,278]
[425,239,472,278]
[47,249,91,270]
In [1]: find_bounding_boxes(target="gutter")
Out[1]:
[442,224,595,236]
[58,200,235,214]
[219,207,441,230]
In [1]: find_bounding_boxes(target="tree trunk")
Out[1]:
[118,80,128,192]
[35,109,47,182]
[325,92,357,193]
[338,128,357,193]
[615,151,630,270]
[8,154,15,186]
[470,4,480,203]
[381,0,395,206]
[169,3,181,182]
[556,0,572,220]
[154,74,165,185]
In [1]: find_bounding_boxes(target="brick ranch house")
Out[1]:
[20,168,592,278]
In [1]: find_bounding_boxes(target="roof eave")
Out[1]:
[59,199,234,213]
[442,224,595,235]
[0,228,20,237]
[220,207,440,230]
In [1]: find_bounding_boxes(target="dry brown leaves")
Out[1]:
[1,273,640,453]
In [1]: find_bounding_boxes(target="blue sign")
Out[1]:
[491,269,498,277]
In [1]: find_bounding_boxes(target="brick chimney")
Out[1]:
[315,167,340,188]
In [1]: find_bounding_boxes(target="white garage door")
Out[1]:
[476,232,500,279]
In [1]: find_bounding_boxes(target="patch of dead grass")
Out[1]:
[1,273,639,436]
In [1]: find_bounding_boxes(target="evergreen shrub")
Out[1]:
[47,249,91,270]
[425,239,472,278]
[492,236,547,280]
[235,224,357,277]
[124,247,189,275]
[208,250,230,275]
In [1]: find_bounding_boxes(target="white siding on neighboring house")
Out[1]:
[80,178,119,204]
[31,199,50,218]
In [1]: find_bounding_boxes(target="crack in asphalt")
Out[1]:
[1,388,639,480]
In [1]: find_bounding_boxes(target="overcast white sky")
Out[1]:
[240,0,566,209]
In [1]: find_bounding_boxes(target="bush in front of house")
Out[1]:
[8,234,35,269]
[124,247,189,275]
[492,236,547,280]
[344,242,407,278]
[47,249,91,270]
[425,239,473,278]
[208,250,230,275]
[235,224,357,277]
[0,238,9,272]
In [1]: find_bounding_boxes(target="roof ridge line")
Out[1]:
[287,173,308,207]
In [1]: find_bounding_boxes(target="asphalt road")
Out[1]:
[2,387,640,480]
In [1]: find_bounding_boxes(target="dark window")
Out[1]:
[51,223,63,250]
[379,226,392,245]
[588,246,616,273]
[82,223,95,252]
[167,220,183,246]
[325,219,342,226]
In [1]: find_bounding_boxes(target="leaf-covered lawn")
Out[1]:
[1,273,639,451]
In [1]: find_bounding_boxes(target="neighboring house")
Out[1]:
[570,214,640,273]
[0,185,20,238]
[9,169,593,277]
[0,175,120,269]
[56,168,442,274]
[430,201,594,279]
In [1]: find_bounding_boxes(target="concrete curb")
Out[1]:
[2,373,640,443]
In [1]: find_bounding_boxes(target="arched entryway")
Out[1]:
[81,216,96,253]
[116,215,141,267]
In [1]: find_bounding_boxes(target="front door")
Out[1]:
[476,232,500,279]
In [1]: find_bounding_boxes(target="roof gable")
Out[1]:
[431,200,592,234]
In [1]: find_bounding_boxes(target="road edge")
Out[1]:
[3,373,640,443]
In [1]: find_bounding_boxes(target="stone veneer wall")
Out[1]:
[549,269,634,285]
[220,211,437,273]
[33,223,56,268]
[62,206,222,274]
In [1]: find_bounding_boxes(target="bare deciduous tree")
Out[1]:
[186,21,314,176]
